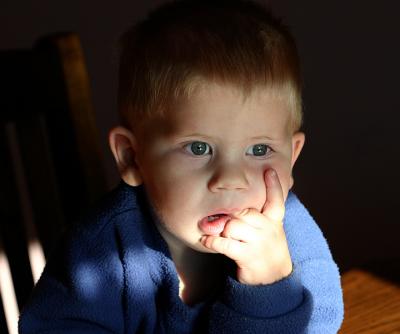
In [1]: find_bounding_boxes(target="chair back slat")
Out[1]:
[0,33,107,334]
[14,114,64,256]
[0,123,35,308]
[34,33,107,217]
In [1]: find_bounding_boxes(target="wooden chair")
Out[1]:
[0,33,108,334]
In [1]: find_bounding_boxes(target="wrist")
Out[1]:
[239,263,293,285]
[221,267,304,318]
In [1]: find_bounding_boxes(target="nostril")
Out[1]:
[208,165,250,191]
[214,182,248,191]
[217,186,244,192]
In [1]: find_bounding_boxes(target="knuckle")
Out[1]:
[221,223,232,238]
[279,205,286,219]
[244,208,259,218]
[203,236,212,248]
[223,218,241,236]
[238,208,250,216]
[276,205,285,220]
[248,208,259,215]
[269,204,285,221]
[208,237,218,249]
[220,238,232,254]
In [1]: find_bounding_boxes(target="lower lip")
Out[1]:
[198,215,231,236]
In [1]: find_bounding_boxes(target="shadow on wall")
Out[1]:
[274,0,400,271]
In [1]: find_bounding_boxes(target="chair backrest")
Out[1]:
[0,33,108,334]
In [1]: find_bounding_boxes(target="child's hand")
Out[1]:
[201,169,293,285]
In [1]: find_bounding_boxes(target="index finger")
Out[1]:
[261,169,285,222]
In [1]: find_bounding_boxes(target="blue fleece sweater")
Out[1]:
[19,182,343,333]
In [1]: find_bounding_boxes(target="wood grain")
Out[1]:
[339,269,400,333]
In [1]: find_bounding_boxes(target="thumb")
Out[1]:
[261,169,285,222]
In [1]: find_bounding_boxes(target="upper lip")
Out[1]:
[206,208,242,217]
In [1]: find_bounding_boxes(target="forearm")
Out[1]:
[206,259,342,334]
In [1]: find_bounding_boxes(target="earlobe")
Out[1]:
[289,175,294,189]
[108,126,143,186]
[289,132,305,190]
[291,132,305,167]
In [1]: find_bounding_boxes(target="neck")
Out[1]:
[155,222,225,305]
[166,242,224,305]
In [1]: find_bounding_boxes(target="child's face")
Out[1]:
[118,82,304,253]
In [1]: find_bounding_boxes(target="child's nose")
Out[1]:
[208,162,250,192]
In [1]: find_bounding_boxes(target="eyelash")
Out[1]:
[246,144,273,157]
[182,141,273,158]
[183,141,212,156]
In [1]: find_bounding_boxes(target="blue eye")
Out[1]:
[246,144,271,157]
[185,141,212,155]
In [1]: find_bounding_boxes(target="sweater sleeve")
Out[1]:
[18,213,126,334]
[206,193,344,334]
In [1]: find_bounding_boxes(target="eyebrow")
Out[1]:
[178,133,213,140]
[250,135,275,141]
[176,133,276,141]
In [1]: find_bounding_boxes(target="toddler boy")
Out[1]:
[19,0,344,333]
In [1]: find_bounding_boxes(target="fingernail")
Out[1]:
[269,169,276,178]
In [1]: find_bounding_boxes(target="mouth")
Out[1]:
[198,213,232,236]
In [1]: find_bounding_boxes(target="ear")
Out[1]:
[108,126,143,186]
[289,131,305,189]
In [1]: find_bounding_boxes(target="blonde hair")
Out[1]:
[118,0,303,133]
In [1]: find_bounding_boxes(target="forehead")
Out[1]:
[158,81,291,140]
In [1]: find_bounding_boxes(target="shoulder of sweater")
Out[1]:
[284,192,321,241]
[68,181,145,242]
[284,192,335,263]
[285,191,311,219]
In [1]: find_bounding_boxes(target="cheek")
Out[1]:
[250,159,292,201]
[244,164,269,210]
[142,160,205,211]
[275,166,293,199]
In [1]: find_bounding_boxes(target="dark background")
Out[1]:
[1,0,399,272]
